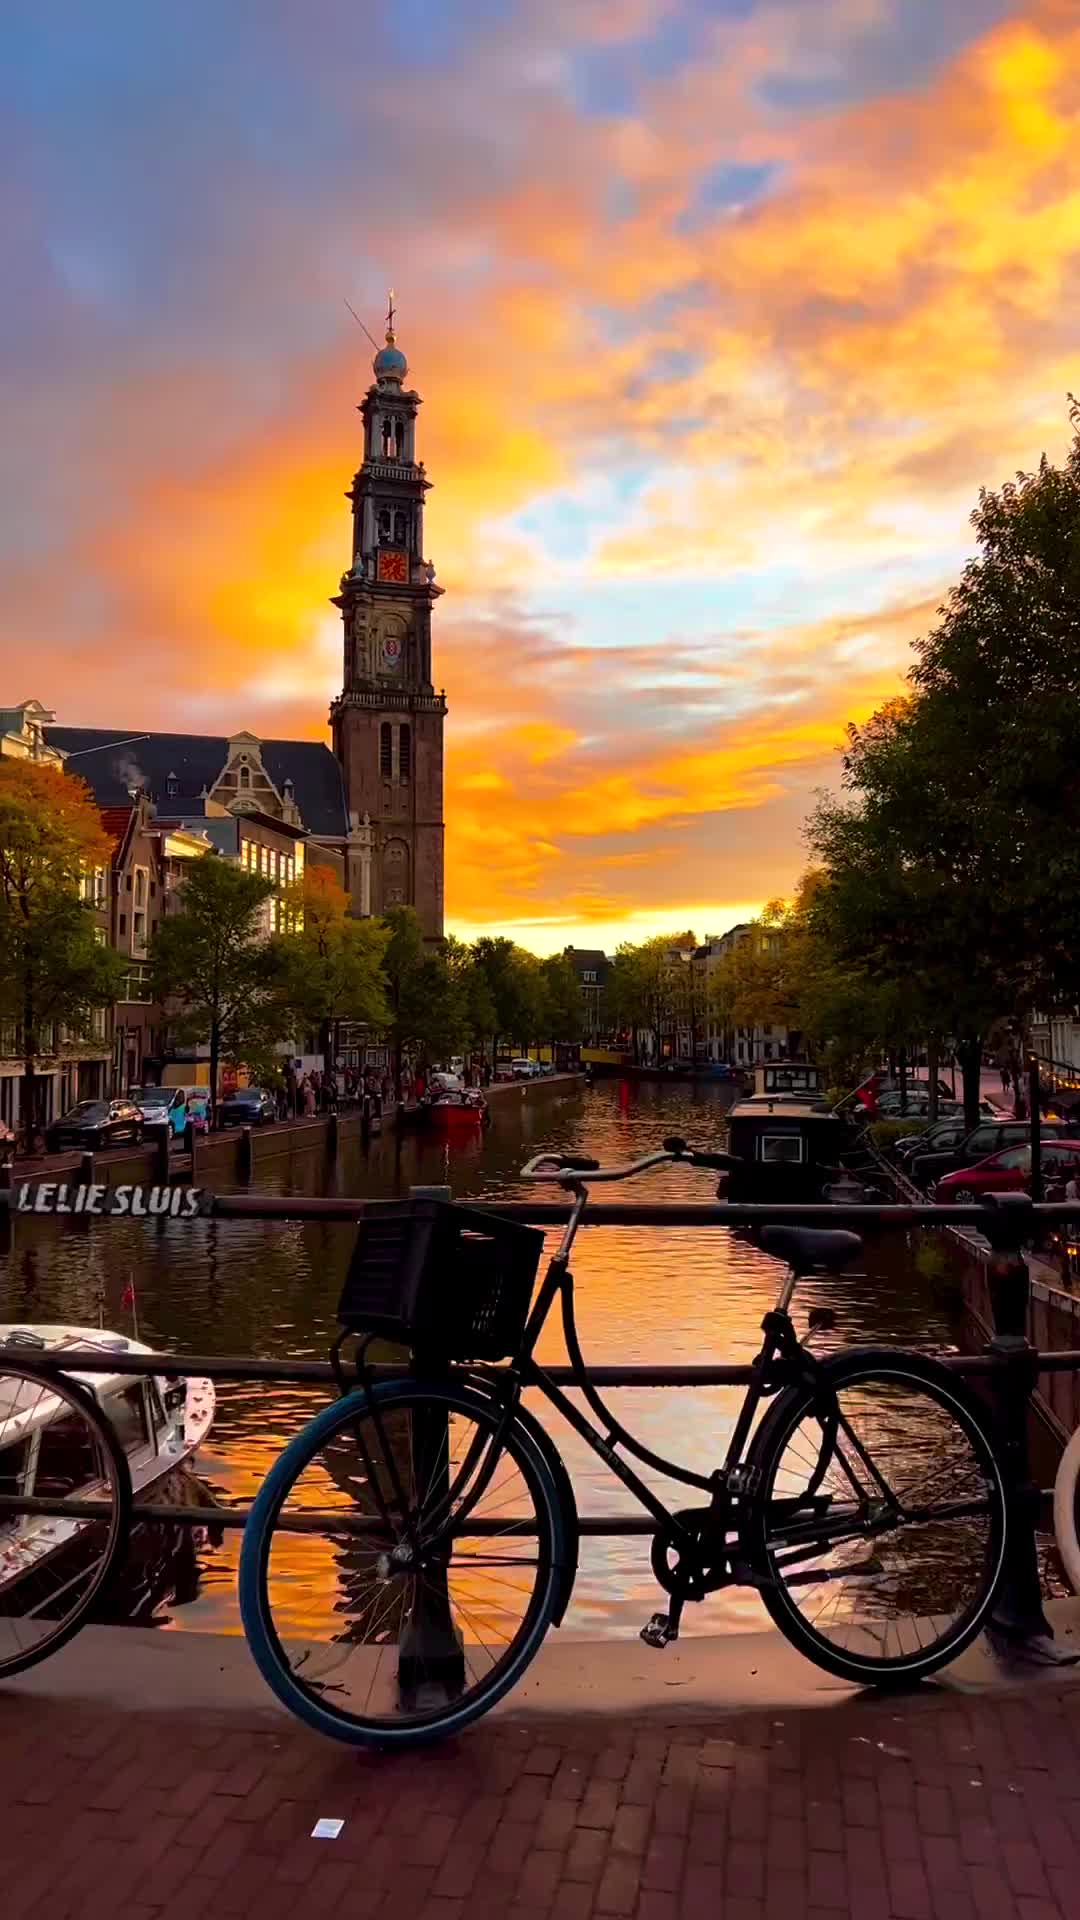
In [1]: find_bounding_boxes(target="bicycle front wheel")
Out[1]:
[0,1360,131,1677]
[238,1377,568,1747]
[745,1350,1006,1685]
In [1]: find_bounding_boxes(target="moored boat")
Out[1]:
[723,1064,852,1202]
[0,1325,215,1602]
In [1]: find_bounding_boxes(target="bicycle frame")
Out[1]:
[438,1181,824,1568]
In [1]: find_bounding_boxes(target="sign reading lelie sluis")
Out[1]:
[14,1183,211,1218]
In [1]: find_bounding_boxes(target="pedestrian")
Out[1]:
[1000,1063,1011,1094]
[303,1075,316,1118]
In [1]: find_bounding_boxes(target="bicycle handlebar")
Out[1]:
[520,1138,742,1184]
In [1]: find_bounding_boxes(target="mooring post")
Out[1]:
[238,1125,253,1182]
[150,1120,170,1182]
[77,1150,95,1189]
[396,1184,466,1705]
[983,1191,1077,1663]
[327,1111,338,1158]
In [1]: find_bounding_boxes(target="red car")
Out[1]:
[936,1139,1080,1201]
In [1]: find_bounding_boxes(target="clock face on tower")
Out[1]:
[377,549,409,584]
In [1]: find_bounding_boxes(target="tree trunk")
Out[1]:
[22,985,37,1152]
[957,1036,982,1132]
[395,1036,404,1101]
[322,1017,334,1079]
[209,1021,220,1131]
[927,1037,940,1124]
[898,1047,908,1117]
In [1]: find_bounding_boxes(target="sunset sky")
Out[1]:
[5,0,1079,952]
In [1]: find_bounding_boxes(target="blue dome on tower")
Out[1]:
[373,330,408,386]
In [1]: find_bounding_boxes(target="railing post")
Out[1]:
[397,1184,466,1706]
[1028,1055,1043,1201]
[982,1192,1077,1664]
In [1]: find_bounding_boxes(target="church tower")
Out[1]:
[330,301,446,936]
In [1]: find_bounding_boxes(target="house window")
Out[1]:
[583,971,597,984]
[119,914,126,936]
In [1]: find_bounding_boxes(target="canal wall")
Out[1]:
[2,1073,586,1199]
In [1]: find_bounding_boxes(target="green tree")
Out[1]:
[0,760,124,1146]
[149,855,280,1121]
[536,952,584,1055]
[471,936,536,1070]
[444,935,497,1057]
[382,908,466,1089]
[273,866,389,1075]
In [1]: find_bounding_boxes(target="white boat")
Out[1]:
[0,1325,215,1593]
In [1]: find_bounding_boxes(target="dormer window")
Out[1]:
[166,772,178,798]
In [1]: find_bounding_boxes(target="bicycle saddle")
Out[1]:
[759,1226,862,1274]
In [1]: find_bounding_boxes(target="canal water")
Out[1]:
[0,1078,969,1640]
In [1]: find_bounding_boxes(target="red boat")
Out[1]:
[424,1074,490,1131]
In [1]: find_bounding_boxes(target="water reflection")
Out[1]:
[0,1080,967,1638]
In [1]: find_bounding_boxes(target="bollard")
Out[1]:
[76,1150,96,1189]
[184,1117,196,1165]
[982,1192,1078,1664]
[396,1183,466,1704]
[150,1120,171,1182]
[327,1112,338,1158]
[238,1124,253,1182]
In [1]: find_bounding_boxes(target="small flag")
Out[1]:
[121,1280,134,1308]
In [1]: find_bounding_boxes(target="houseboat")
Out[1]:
[0,1326,215,1611]
[724,1064,851,1201]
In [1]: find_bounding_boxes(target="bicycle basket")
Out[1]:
[337,1198,546,1361]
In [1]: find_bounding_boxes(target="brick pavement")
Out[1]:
[3,1678,1080,1918]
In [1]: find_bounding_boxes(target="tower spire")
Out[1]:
[385,287,396,339]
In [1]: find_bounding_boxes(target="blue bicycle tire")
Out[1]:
[238,1376,569,1747]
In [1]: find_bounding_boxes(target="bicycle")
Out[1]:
[0,1345,131,1677]
[238,1139,1008,1747]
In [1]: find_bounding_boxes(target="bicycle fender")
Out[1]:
[460,1369,579,1626]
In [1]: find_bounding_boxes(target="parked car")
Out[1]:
[218,1087,276,1127]
[46,1099,144,1153]
[129,1085,190,1139]
[894,1118,971,1160]
[911,1118,1073,1190]
[936,1139,1080,1202]
[876,1090,963,1118]
[510,1058,540,1080]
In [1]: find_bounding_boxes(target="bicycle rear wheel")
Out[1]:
[744,1350,1006,1685]
[238,1377,568,1747]
[1052,1423,1080,1593]
[0,1361,131,1677]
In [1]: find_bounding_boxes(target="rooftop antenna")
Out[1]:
[344,298,381,354]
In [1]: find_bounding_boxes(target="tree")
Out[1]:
[444,935,497,1056]
[381,908,465,1089]
[0,761,124,1145]
[471,937,536,1069]
[273,867,388,1075]
[149,855,281,1121]
[536,952,584,1055]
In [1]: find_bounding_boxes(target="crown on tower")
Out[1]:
[372,288,408,388]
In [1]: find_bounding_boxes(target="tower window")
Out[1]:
[399,725,411,780]
[381,417,393,456]
[380,723,393,779]
[394,419,404,459]
[378,509,392,545]
[392,510,408,546]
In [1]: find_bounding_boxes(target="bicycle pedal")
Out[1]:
[640,1612,679,1649]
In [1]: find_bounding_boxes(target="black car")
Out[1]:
[910,1118,1072,1190]
[46,1099,144,1153]
[218,1087,276,1127]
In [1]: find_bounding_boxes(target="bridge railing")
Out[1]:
[0,1186,1078,1661]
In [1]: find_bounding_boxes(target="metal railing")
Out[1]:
[0,1185,1078,1661]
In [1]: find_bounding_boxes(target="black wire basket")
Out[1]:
[337,1198,546,1361]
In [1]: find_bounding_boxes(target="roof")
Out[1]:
[565,947,610,976]
[98,805,134,861]
[47,727,349,837]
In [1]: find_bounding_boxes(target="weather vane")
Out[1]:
[386,288,396,336]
